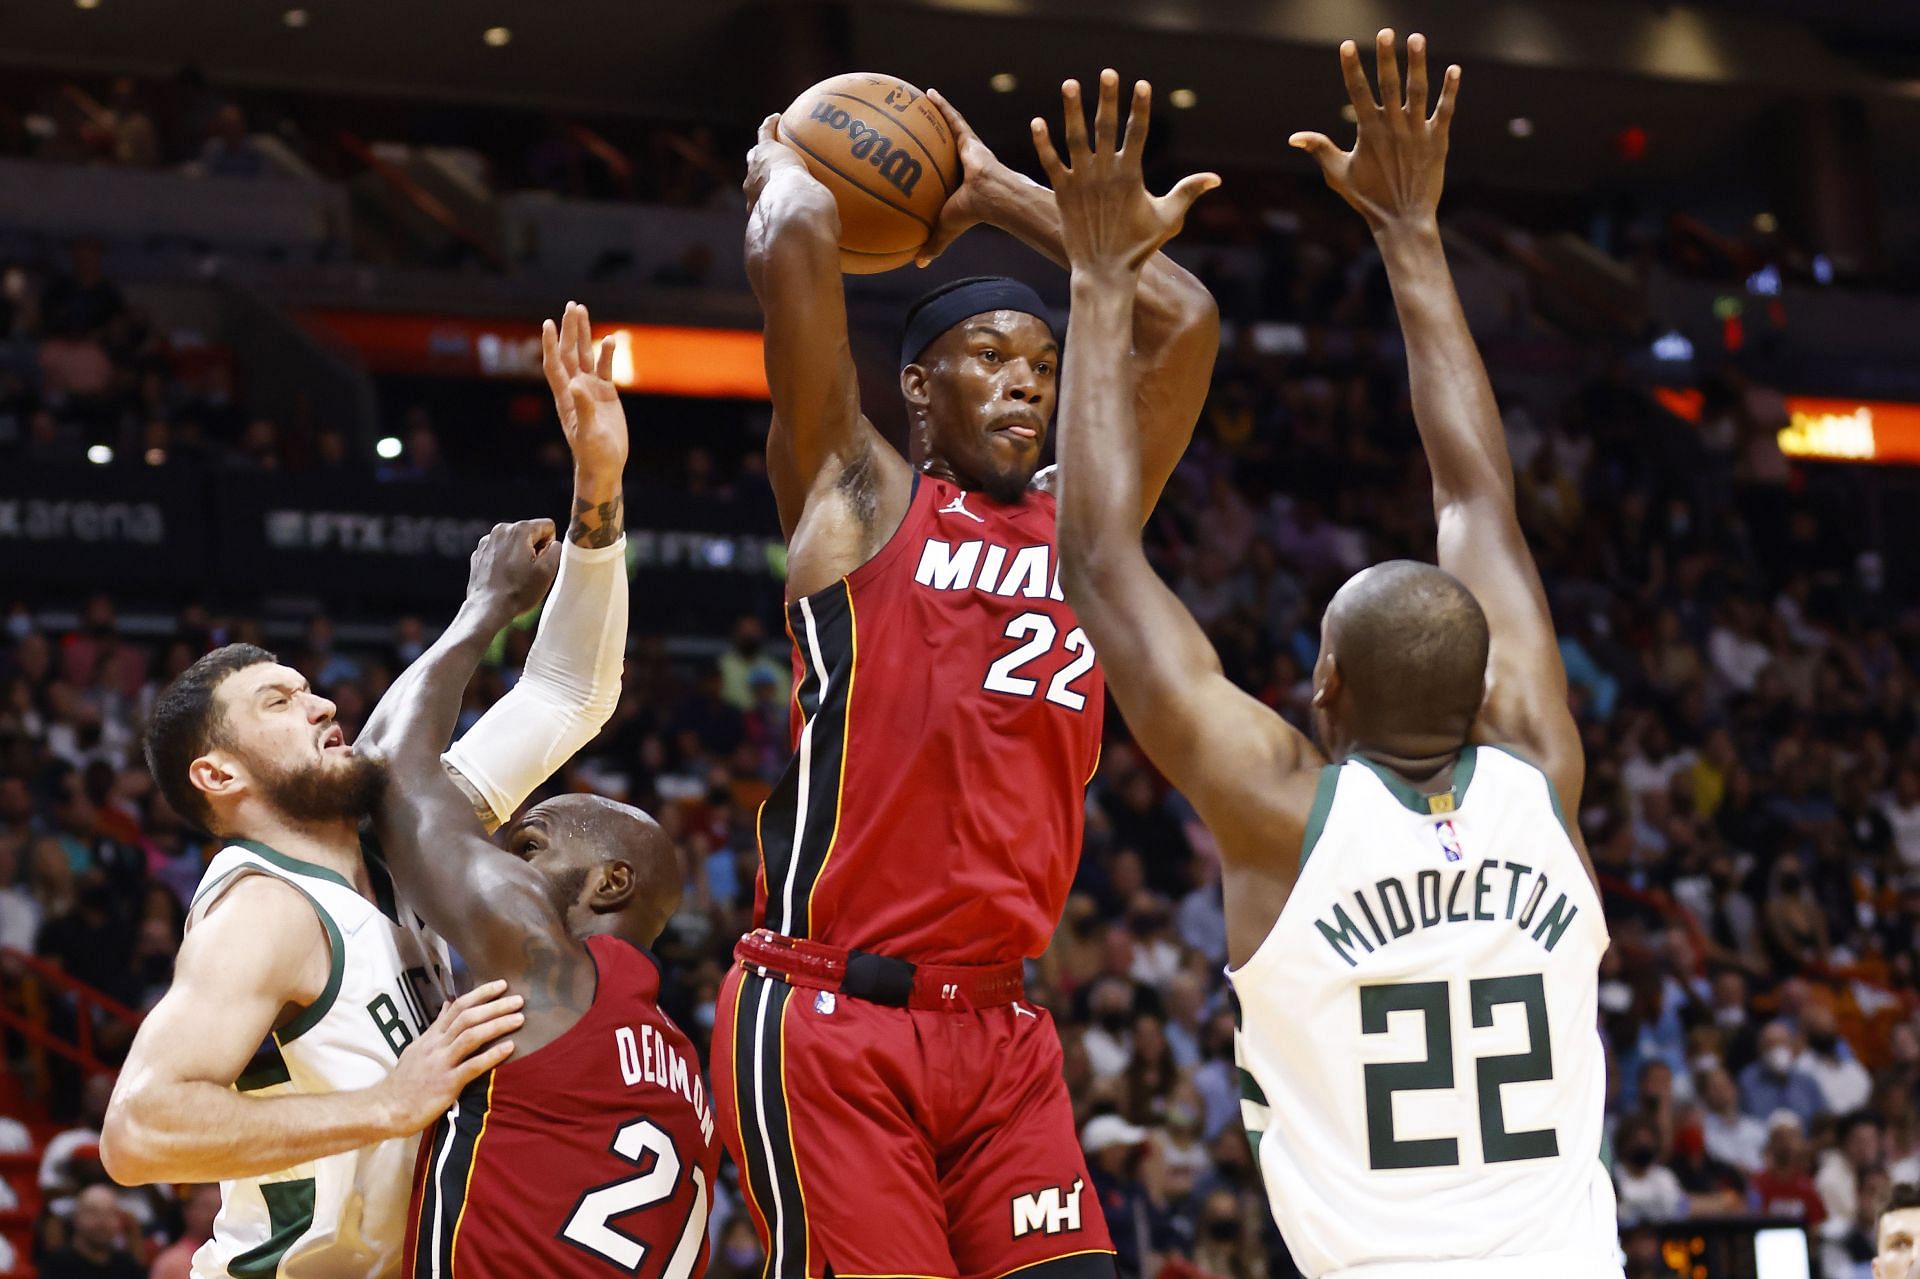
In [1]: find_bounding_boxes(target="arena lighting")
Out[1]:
[1507,117,1533,138]
[1340,103,1359,124]
[375,436,403,460]
[283,8,309,27]
[1775,397,1920,465]
[990,73,1017,93]
[295,310,771,400]
[144,447,166,466]
[1651,331,1693,362]
[1753,212,1778,234]
[1168,88,1198,109]
[1812,255,1834,285]
[483,26,511,47]
[1746,264,1781,296]
[86,444,113,465]
[74,0,101,9]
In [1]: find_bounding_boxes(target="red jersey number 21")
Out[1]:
[983,611,1096,711]
[561,1118,708,1275]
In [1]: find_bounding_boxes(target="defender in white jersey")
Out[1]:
[1040,40,1621,1279]
[102,304,634,1278]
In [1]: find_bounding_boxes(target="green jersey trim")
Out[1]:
[1348,746,1479,816]
[1299,764,1343,869]
[272,878,346,1044]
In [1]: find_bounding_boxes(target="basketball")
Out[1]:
[780,72,960,273]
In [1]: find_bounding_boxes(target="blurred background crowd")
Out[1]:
[4,2,1920,1278]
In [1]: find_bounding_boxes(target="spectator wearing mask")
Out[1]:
[1083,977,1139,1080]
[1740,1021,1826,1128]
[1615,1114,1689,1222]
[707,1216,767,1279]
[717,616,780,712]
[1801,1004,1875,1117]
[40,1184,142,1279]
[1668,1113,1747,1217]
[1189,1188,1268,1279]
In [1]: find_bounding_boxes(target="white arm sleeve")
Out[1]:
[442,536,628,825]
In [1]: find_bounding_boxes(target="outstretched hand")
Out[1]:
[1291,30,1460,234]
[1033,70,1219,280]
[541,301,628,481]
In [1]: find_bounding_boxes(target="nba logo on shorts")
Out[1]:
[814,991,836,1015]
[1435,820,1464,862]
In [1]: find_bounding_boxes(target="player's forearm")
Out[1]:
[1375,224,1513,509]
[982,170,1211,346]
[104,1078,404,1186]
[374,600,502,770]
[1058,272,1146,584]
[441,540,629,827]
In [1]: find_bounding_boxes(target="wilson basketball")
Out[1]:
[780,72,960,273]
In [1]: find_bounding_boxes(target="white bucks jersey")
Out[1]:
[185,839,453,1279]
[1229,747,1621,1279]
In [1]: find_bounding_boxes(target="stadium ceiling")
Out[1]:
[1,0,1916,194]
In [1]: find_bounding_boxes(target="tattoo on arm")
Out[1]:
[568,495,625,549]
[443,761,503,834]
[518,934,593,1016]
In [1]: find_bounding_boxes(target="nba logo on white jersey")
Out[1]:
[1228,747,1621,1278]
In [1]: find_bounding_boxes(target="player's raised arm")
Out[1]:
[1294,32,1584,822]
[363,302,631,831]
[1044,73,1321,840]
[367,521,596,1050]
[744,115,911,545]
[101,881,520,1186]
[922,84,1219,519]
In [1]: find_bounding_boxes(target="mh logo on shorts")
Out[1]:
[1011,1179,1084,1238]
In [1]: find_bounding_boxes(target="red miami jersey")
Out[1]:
[753,473,1105,964]
[405,935,719,1279]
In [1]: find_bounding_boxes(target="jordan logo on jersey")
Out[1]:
[938,492,986,523]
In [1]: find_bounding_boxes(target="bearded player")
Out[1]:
[353,508,715,1279]
[1047,40,1619,1279]
[716,86,1217,1279]
[101,303,633,1278]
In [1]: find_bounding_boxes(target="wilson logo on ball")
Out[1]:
[806,101,925,197]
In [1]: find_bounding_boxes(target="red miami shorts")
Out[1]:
[713,961,1115,1279]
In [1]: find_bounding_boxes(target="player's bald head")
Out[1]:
[1315,560,1489,751]
[521,794,682,946]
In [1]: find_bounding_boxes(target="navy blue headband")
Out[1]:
[899,277,1056,370]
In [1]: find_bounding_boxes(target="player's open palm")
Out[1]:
[375,980,523,1136]
[1292,30,1460,233]
[1033,69,1219,278]
[541,301,628,480]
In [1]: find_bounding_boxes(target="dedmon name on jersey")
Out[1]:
[1230,747,1623,1279]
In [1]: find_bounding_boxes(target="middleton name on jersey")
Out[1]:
[614,1020,717,1147]
[1310,852,1585,969]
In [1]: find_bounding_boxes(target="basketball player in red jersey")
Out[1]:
[364,342,718,1279]
[717,86,1218,1279]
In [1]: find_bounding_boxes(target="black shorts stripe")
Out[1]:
[732,972,809,1279]
[757,582,856,940]
[417,1071,495,1278]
